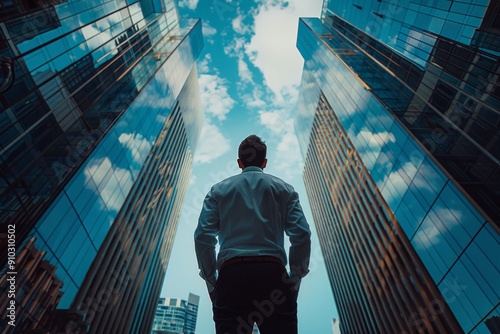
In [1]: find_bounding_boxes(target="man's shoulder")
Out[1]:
[270,176,297,196]
[213,171,293,190]
[211,173,241,189]
[263,172,292,186]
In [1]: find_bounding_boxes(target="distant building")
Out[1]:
[295,0,499,333]
[151,293,199,334]
[332,318,341,334]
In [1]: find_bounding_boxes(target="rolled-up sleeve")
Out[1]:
[285,190,311,279]
[194,188,219,293]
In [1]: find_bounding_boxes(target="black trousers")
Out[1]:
[213,261,298,334]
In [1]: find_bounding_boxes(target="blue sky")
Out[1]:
[160,0,339,333]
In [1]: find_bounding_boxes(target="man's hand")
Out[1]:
[289,272,302,292]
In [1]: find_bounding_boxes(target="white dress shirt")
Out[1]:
[194,166,311,293]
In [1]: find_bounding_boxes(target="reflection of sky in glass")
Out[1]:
[296,20,495,324]
[18,1,126,74]
[297,17,485,235]
[438,223,500,332]
[28,12,201,309]
[16,0,184,79]
[294,63,321,156]
[296,8,499,333]
[325,0,489,66]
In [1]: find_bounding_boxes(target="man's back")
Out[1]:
[208,166,297,268]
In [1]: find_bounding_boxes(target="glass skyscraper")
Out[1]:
[0,0,203,333]
[151,293,199,334]
[296,0,499,333]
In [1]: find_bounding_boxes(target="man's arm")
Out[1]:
[285,190,312,288]
[194,188,219,295]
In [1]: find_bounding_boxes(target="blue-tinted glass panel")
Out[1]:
[411,157,447,206]
[395,190,427,236]
[35,195,71,241]
[441,258,492,333]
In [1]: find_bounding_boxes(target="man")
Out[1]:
[194,135,311,334]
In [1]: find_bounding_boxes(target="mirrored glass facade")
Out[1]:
[0,1,203,333]
[296,1,499,333]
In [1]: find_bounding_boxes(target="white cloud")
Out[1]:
[80,22,115,57]
[194,71,235,164]
[84,157,133,213]
[235,0,323,178]
[273,131,304,179]
[198,74,236,121]
[223,37,246,57]
[118,133,152,164]
[241,87,267,108]
[258,108,304,179]
[350,127,396,170]
[245,0,323,102]
[156,114,167,124]
[194,122,231,163]
[197,53,212,74]
[238,57,253,83]
[357,129,396,150]
[379,161,412,205]
[202,21,217,43]
[178,0,199,10]
[259,109,294,135]
[232,14,250,34]
[414,209,462,249]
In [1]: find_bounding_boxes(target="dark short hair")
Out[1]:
[238,135,267,167]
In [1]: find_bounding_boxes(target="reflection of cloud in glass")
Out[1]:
[156,114,168,124]
[118,133,153,164]
[388,35,398,47]
[352,127,395,170]
[380,161,414,200]
[402,29,427,67]
[84,157,133,214]
[80,22,115,62]
[412,161,442,192]
[78,10,126,66]
[357,128,395,150]
[414,208,462,249]
[297,64,322,117]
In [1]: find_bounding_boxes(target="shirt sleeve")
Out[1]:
[194,188,219,293]
[285,190,312,280]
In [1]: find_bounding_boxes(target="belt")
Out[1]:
[220,256,284,271]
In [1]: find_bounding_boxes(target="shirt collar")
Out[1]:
[242,166,263,173]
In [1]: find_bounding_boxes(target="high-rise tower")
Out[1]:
[296,1,499,333]
[0,0,203,333]
[151,293,199,334]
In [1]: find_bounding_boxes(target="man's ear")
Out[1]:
[261,159,267,169]
[237,159,245,169]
